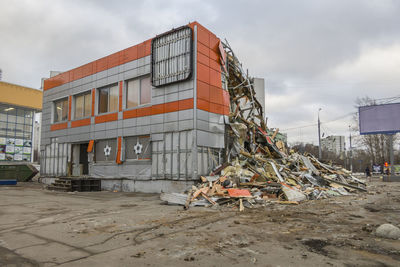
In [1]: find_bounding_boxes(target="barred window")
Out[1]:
[95,139,117,162]
[151,26,192,87]
[125,135,151,160]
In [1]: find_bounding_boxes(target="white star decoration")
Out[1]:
[104,145,111,156]
[133,141,143,154]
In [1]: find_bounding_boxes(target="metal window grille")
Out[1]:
[151,26,193,87]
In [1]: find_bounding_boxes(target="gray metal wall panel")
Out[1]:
[151,123,164,133]
[123,118,137,127]
[164,112,178,123]
[152,95,164,105]
[165,92,178,102]
[123,126,137,136]
[178,89,193,100]
[137,116,151,126]
[151,114,163,124]
[136,125,150,135]
[197,119,209,132]
[178,80,194,91]
[197,109,209,122]
[164,122,178,132]
[105,129,117,139]
[179,119,193,131]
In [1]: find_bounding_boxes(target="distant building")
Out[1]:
[321,135,345,156]
[0,81,42,162]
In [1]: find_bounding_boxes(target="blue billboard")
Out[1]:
[359,102,400,135]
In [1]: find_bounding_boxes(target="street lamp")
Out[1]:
[318,108,322,160]
[349,125,353,172]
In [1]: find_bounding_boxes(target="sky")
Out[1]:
[1,0,400,146]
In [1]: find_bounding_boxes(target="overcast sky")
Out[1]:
[1,0,400,146]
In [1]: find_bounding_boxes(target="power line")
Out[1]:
[280,95,400,132]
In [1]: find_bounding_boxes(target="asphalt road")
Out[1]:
[1,180,400,266]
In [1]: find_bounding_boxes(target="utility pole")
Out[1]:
[349,125,353,172]
[318,108,322,160]
[389,134,394,177]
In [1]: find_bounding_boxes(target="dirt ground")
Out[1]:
[1,178,400,267]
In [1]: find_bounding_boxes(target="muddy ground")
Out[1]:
[0,178,399,266]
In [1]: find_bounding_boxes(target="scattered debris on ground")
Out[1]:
[161,41,366,210]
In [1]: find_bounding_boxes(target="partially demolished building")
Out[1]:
[41,22,265,192]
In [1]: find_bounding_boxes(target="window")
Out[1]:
[151,26,192,87]
[95,139,116,161]
[54,98,68,123]
[74,91,92,119]
[126,76,151,109]
[125,135,151,160]
[98,85,118,114]
[0,104,34,162]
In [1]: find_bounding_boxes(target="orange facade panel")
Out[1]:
[179,98,194,110]
[122,99,194,120]
[71,118,91,128]
[116,136,122,164]
[210,87,223,105]
[136,106,152,117]
[197,24,210,47]
[197,51,209,67]
[122,45,138,63]
[197,42,209,58]
[50,122,68,131]
[194,21,226,115]
[123,108,137,119]
[197,99,210,112]
[164,101,179,113]
[210,102,224,115]
[44,38,152,91]
[107,52,121,69]
[151,104,164,115]
[197,62,210,84]
[197,81,210,101]
[87,140,94,152]
[209,33,220,52]
[95,112,118,124]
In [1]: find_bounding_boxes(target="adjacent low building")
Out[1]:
[0,81,42,163]
[41,22,264,192]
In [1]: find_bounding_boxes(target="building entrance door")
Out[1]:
[71,143,89,176]
[79,143,89,175]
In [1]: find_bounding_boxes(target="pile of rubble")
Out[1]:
[160,40,366,210]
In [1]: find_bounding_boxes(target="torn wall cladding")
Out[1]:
[41,22,242,192]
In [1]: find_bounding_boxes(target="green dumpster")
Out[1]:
[0,163,38,182]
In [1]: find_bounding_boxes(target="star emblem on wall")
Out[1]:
[104,145,111,156]
[133,141,143,154]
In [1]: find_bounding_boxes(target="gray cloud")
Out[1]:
[1,0,399,144]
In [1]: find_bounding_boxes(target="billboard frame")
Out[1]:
[358,102,400,135]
